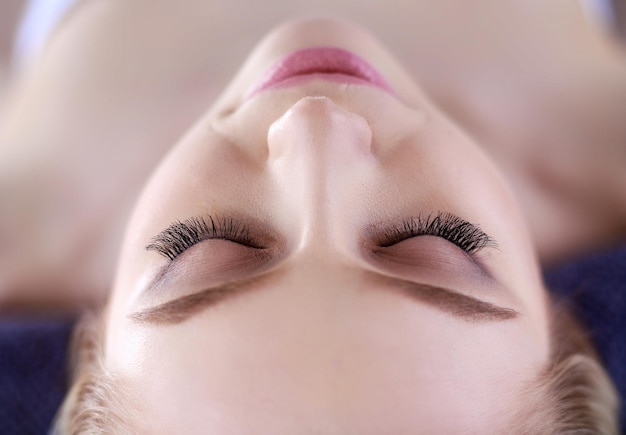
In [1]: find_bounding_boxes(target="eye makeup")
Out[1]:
[140,211,504,322]
[146,215,266,261]
[146,211,497,264]
[376,212,497,256]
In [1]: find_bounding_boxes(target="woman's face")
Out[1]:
[105,19,550,434]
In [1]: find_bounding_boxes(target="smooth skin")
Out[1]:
[102,19,550,433]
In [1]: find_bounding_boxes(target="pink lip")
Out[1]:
[246,47,394,98]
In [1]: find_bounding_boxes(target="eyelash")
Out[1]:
[378,212,496,255]
[147,212,496,261]
[146,215,262,261]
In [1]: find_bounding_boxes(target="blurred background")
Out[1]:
[0,0,625,105]
[0,0,24,104]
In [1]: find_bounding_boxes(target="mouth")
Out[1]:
[245,47,395,99]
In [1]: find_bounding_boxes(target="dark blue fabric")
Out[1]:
[0,247,623,434]
[0,319,73,435]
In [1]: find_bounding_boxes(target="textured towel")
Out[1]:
[0,319,73,435]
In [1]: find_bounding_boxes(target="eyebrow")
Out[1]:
[368,273,518,322]
[129,270,519,325]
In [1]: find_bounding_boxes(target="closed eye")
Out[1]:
[375,212,497,256]
[146,215,266,261]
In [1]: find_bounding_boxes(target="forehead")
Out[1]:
[112,271,545,434]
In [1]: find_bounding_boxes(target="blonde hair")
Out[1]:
[516,298,619,434]
[51,312,135,434]
[52,296,620,434]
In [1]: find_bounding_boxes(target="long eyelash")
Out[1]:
[380,212,497,254]
[146,215,261,261]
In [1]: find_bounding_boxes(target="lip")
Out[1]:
[245,47,395,99]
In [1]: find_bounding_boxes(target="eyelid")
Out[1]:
[372,236,493,282]
[373,212,497,256]
[140,239,274,305]
[148,212,495,265]
[146,214,275,262]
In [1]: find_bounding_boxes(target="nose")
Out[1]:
[267,96,374,248]
[268,96,372,158]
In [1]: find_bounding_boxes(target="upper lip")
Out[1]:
[245,47,394,98]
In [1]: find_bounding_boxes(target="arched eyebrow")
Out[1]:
[368,272,519,322]
[129,270,518,326]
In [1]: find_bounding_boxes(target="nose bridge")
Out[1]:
[267,97,373,248]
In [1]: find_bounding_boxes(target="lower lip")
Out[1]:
[246,47,394,98]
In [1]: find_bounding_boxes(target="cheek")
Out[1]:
[108,137,273,295]
[367,125,544,309]
[148,148,258,213]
